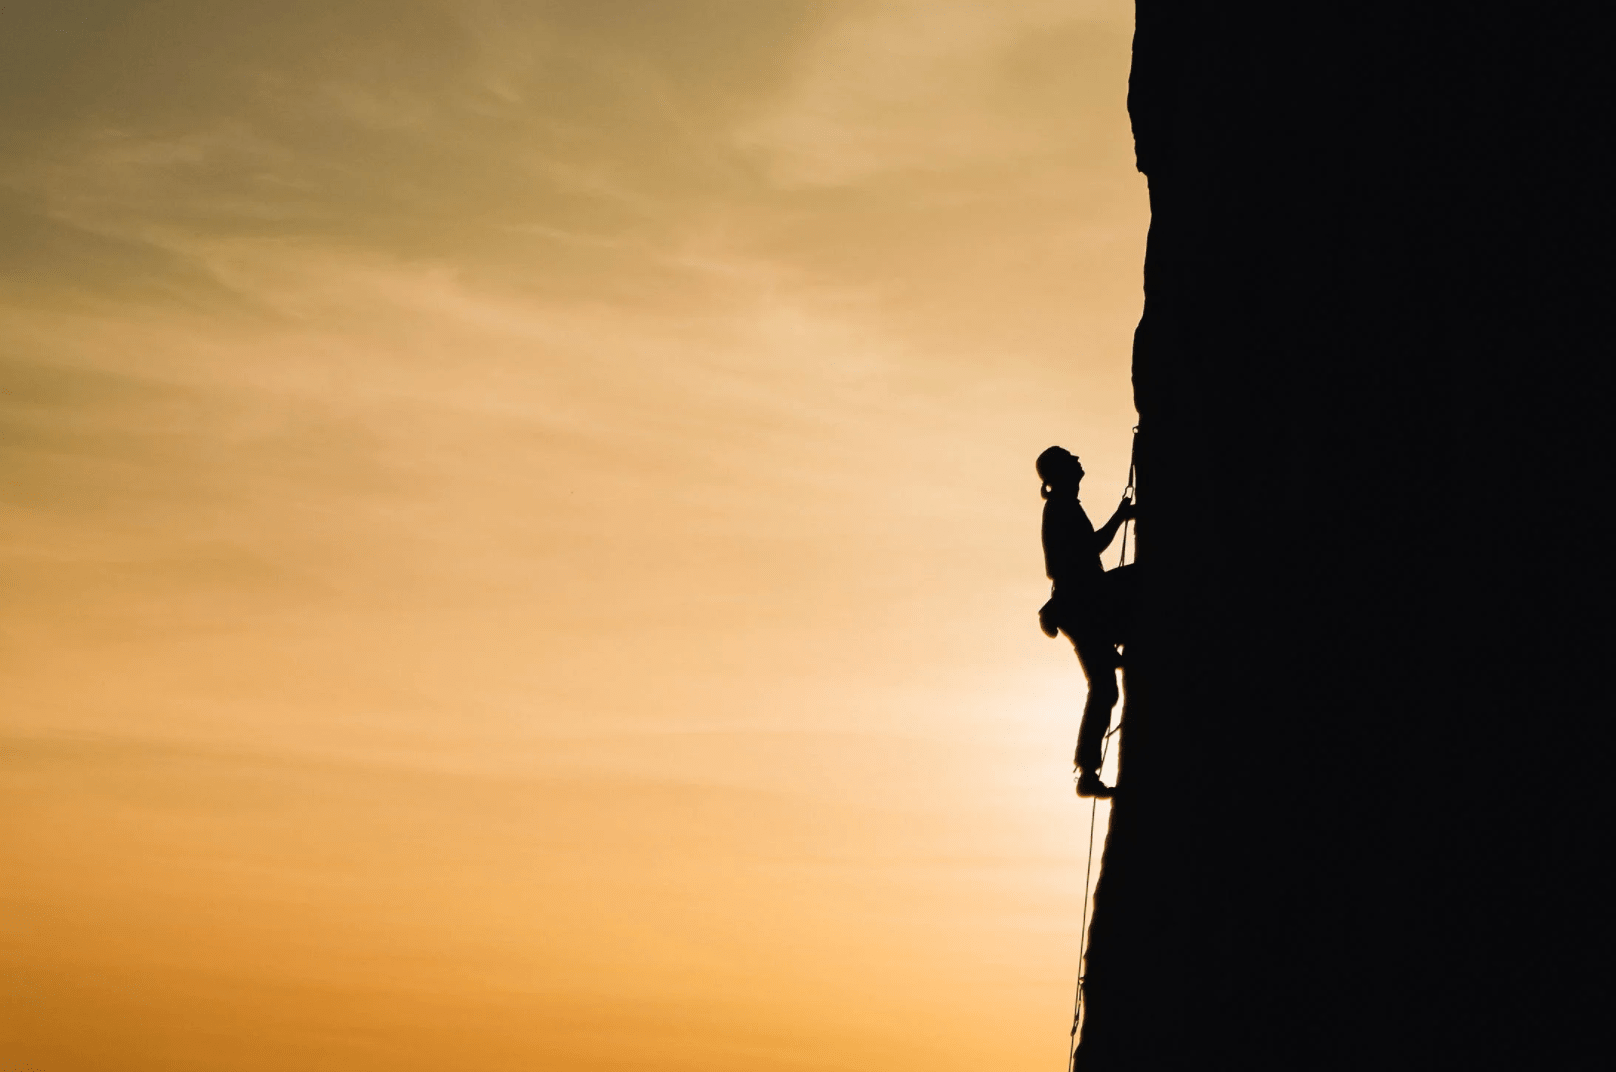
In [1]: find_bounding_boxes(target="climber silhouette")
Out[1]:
[1036,445,1135,799]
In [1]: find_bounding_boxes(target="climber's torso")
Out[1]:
[1042,494,1105,596]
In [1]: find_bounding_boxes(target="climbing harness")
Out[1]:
[1065,721,1122,1071]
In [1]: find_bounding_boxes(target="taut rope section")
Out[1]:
[1117,426,1138,569]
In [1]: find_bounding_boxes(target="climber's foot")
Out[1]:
[1076,770,1113,799]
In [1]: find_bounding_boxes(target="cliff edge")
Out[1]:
[1077,5,1611,1067]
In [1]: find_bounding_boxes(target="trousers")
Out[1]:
[1062,626,1120,773]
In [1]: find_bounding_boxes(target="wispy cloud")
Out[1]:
[2,3,1143,1069]
[737,0,1129,186]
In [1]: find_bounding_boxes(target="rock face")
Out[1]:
[1077,5,1609,1068]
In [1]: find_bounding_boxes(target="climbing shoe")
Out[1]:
[1076,771,1114,799]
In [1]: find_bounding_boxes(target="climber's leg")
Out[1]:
[1074,652,1118,771]
[1066,630,1120,794]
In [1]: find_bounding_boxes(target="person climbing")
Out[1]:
[1036,445,1135,799]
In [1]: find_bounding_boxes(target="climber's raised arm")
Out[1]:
[1092,497,1135,556]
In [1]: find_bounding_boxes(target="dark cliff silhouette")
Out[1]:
[1075,4,1610,1068]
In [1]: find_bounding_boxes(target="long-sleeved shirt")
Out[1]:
[1042,494,1106,595]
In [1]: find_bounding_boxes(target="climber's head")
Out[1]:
[1036,446,1083,495]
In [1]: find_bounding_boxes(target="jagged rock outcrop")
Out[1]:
[1077,5,1610,1067]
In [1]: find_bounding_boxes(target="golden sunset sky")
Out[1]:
[1,3,1145,1069]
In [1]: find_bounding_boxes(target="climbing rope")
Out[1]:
[1066,721,1122,1070]
[1117,426,1139,569]
[1067,425,1139,1069]
[1066,798,1098,1069]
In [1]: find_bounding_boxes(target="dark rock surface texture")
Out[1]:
[1077,4,1610,1068]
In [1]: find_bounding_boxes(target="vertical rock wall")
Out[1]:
[1077,5,1610,1067]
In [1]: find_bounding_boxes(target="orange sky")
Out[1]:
[0,3,1145,1069]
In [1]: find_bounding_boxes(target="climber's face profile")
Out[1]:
[1036,445,1084,491]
